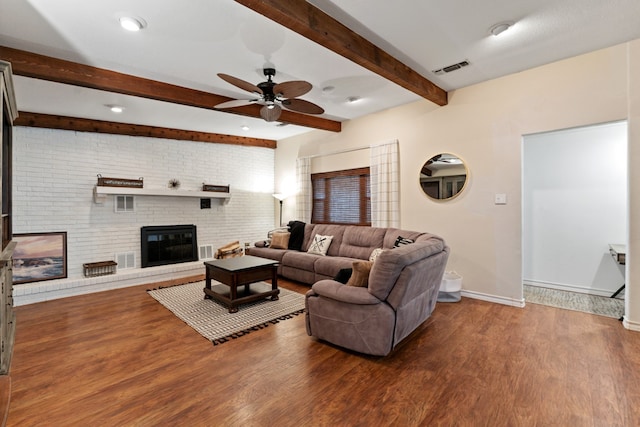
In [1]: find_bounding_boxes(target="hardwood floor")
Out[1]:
[6,277,640,426]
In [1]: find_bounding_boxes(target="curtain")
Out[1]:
[295,156,312,222]
[370,140,400,228]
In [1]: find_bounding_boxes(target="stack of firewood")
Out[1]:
[215,240,243,259]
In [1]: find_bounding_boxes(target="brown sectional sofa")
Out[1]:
[248,222,450,356]
[248,223,443,285]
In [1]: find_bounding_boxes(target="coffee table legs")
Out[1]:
[270,267,279,301]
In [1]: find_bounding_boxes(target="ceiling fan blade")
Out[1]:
[260,104,282,122]
[214,99,259,109]
[274,81,312,98]
[217,73,263,95]
[281,98,325,115]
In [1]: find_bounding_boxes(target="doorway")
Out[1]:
[522,121,627,314]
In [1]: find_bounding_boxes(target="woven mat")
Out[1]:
[148,281,305,345]
[524,285,624,319]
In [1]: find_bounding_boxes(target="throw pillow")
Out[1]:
[270,232,290,249]
[333,268,353,284]
[307,234,333,256]
[346,261,373,287]
[394,236,414,247]
[369,248,385,262]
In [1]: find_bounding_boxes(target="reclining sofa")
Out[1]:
[248,222,450,356]
[247,222,446,285]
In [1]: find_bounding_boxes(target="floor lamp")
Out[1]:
[272,193,286,226]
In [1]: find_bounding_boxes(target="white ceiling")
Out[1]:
[1,0,640,141]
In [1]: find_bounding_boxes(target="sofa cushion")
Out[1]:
[314,256,356,278]
[246,246,287,262]
[282,250,319,271]
[346,261,373,287]
[302,224,317,252]
[309,280,381,305]
[307,234,333,256]
[270,232,290,249]
[307,225,345,256]
[338,226,386,259]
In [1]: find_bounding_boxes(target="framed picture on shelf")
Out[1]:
[12,232,67,284]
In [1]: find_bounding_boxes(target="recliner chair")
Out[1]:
[305,237,449,356]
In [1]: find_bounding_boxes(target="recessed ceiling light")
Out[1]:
[489,21,514,37]
[107,105,124,113]
[241,125,249,131]
[119,16,146,32]
[322,86,335,94]
[347,96,360,103]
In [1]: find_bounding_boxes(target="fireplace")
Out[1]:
[141,225,198,268]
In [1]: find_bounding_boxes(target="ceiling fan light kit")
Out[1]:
[260,104,282,122]
[215,68,324,122]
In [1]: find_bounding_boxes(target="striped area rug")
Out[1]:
[148,281,305,345]
[523,285,624,319]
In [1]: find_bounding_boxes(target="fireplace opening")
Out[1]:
[141,225,198,268]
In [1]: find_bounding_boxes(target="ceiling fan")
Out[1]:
[214,68,325,122]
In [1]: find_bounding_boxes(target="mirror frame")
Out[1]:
[419,152,469,201]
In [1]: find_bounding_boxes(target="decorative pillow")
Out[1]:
[394,236,414,247]
[307,234,333,256]
[346,261,373,287]
[333,268,353,284]
[369,248,385,262]
[270,232,290,249]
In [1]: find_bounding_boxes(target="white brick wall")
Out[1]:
[12,127,276,303]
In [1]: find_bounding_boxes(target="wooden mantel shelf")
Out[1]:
[93,186,230,204]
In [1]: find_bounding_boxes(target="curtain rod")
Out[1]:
[302,139,397,160]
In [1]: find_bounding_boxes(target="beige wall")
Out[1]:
[627,40,640,330]
[276,40,639,328]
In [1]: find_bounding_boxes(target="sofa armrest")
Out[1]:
[310,279,382,305]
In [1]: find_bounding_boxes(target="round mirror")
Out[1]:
[419,153,468,201]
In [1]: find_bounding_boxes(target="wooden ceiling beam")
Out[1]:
[0,46,341,133]
[235,0,448,106]
[15,112,277,149]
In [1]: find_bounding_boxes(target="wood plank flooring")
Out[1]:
[5,277,640,426]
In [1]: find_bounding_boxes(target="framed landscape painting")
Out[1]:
[12,232,67,284]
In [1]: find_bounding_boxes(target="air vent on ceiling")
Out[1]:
[432,60,470,76]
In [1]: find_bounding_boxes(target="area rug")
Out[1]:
[523,285,624,319]
[148,281,305,345]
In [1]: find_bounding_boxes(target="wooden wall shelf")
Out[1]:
[93,186,230,204]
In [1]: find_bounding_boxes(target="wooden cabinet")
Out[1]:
[0,242,16,374]
[1,60,17,425]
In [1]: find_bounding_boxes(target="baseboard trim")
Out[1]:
[623,316,640,331]
[461,289,525,308]
[13,262,205,306]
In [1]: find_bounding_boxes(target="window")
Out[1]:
[311,167,370,225]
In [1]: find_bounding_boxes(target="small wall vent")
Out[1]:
[199,244,213,260]
[116,251,135,269]
[432,60,470,75]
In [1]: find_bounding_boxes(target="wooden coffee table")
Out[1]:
[203,255,279,313]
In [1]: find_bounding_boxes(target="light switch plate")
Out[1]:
[495,193,507,205]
